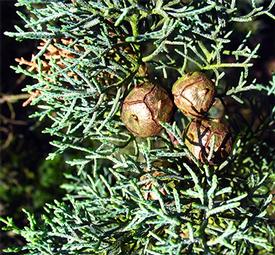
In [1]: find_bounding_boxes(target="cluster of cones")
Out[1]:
[121,72,232,165]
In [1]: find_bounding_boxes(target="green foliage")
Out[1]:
[1,0,275,254]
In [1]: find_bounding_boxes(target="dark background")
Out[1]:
[0,0,68,251]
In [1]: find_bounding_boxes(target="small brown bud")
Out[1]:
[185,119,232,165]
[139,171,167,200]
[172,72,215,118]
[121,82,173,137]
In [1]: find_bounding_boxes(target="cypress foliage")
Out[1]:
[1,0,275,254]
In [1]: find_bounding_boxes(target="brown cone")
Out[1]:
[172,72,215,118]
[121,82,173,137]
[185,119,232,165]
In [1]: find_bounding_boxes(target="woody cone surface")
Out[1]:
[121,83,173,137]
[172,72,215,118]
[185,119,232,165]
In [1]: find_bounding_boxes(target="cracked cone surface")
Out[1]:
[185,119,232,165]
[172,72,215,118]
[121,83,173,137]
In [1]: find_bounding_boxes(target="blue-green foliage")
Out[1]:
[1,0,275,254]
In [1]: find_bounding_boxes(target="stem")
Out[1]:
[0,93,30,104]
[130,14,138,37]
[203,63,253,70]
